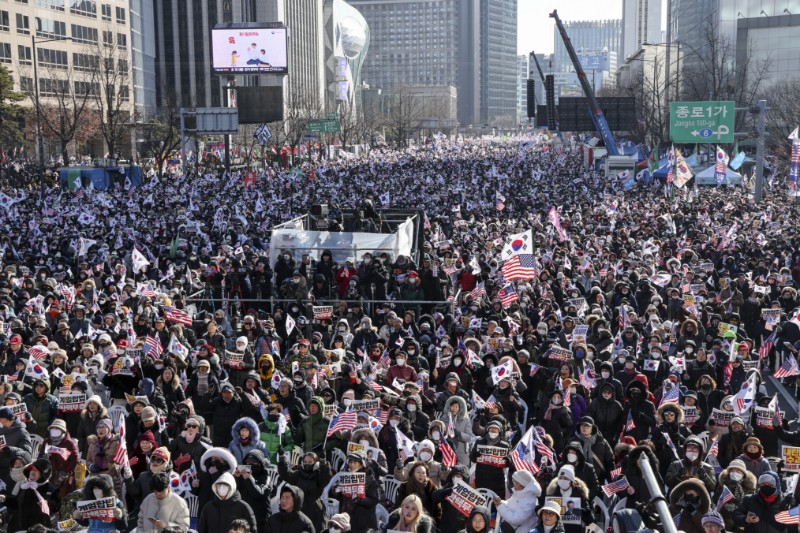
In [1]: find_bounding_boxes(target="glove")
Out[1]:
[235,387,243,395]
[452,430,460,438]
[173,453,191,467]
[128,457,139,466]
[277,446,285,457]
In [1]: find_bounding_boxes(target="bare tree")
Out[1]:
[23,64,95,163]
[87,37,133,159]
[759,77,800,173]
[385,84,423,147]
[139,86,182,174]
[337,98,361,148]
[281,83,324,164]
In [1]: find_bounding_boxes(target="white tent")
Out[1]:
[694,165,742,186]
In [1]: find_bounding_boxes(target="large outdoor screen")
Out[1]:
[211,27,288,74]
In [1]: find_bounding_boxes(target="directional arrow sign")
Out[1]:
[670,101,735,144]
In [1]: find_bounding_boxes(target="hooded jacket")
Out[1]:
[198,472,257,533]
[441,395,472,466]
[235,449,272,532]
[0,418,31,480]
[9,458,52,531]
[734,470,791,533]
[277,451,332,531]
[665,436,717,492]
[717,464,757,531]
[557,442,601,501]
[585,382,624,442]
[137,488,191,533]
[296,396,333,453]
[229,417,267,464]
[545,475,592,533]
[497,477,542,533]
[267,483,316,533]
[621,379,656,442]
[433,465,471,533]
[668,478,712,533]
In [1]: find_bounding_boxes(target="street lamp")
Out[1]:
[31,34,73,177]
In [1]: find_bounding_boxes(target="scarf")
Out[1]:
[543,402,559,421]
[576,432,597,462]
[759,491,779,504]
[197,373,209,395]
[94,436,109,470]
[19,481,49,513]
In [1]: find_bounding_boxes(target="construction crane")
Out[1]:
[550,10,620,156]
[530,51,546,83]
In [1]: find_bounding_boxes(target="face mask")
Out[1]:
[618,357,625,364]
[537,329,547,336]
[701,383,711,391]
[419,451,432,462]
[453,358,463,367]
[730,471,743,482]
[431,431,440,440]
[651,352,661,359]
[330,529,341,533]
[567,453,578,463]
[558,479,572,490]
[407,404,417,412]
[575,351,585,359]
[569,387,576,395]
[552,398,562,406]
[487,431,500,440]
[685,347,694,355]
[154,362,164,369]
[49,429,63,439]
[338,326,346,332]
[213,484,232,500]
[93,489,104,499]
[10,466,25,482]
[294,378,303,385]
[760,485,776,496]
[396,358,406,367]
[303,464,314,472]
[283,255,289,260]
[390,420,399,428]
[685,451,699,461]
[601,371,610,379]
[407,349,415,355]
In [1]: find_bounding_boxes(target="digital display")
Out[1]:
[211,27,288,74]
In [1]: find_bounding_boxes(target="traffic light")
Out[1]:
[545,74,556,130]
[526,79,536,119]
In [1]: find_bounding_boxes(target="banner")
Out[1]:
[347,399,380,413]
[9,404,27,417]
[346,442,381,463]
[548,346,572,362]
[682,406,700,426]
[784,446,800,471]
[754,406,784,429]
[710,408,734,428]
[475,445,508,467]
[445,479,488,517]
[762,309,782,330]
[546,496,583,525]
[338,472,366,499]
[58,392,87,413]
[312,306,334,320]
[76,497,116,520]
[573,325,589,345]
[718,323,738,337]
[110,357,135,376]
[224,350,244,365]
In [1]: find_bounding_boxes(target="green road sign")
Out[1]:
[670,101,735,143]
[325,112,338,119]
[307,119,340,133]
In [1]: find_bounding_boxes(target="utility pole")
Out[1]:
[754,99,766,204]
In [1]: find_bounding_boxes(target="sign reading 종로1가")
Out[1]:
[670,101,735,144]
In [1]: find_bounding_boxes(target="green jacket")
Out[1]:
[258,418,294,461]
[23,392,59,438]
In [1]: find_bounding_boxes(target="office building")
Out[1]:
[516,54,528,123]
[130,0,157,120]
[621,0,662,62]
[553,19,622,74]
[480,0,518,124]
[1,0,135,157]
[735,9,800,90]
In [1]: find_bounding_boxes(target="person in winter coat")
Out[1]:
[277,451,332,532]
[73,473,127,533]
[296,396,333,454]
[558,441,601,502]
[156,365,186,414]
[734,437,772,479]
[229,417,268,464]
[137,472,191,533]
[571,416,614,482]
[87,418,125,497]
[469,420,511,498]
[440,395,472,467]
[128,446,173,512]
[234,449,272,533]
[716,459,757,532]
[0,406,32,482]
[585,382,623,443]
[536,389,573,452]
[336,451,380,532]
[185,359,221,421]
[494,469,541,533]
[196,447,239,511]
[22,378,58,438]
[198,472,257,533]
[666,436,718,493]
[385,494,435,533]
[211,382,244,447]
[39,418,79,501]
[349,427,389,481]
[266,483,315,533]
[7,457,53,531]
[734,470,793,533]
[130,430,158,480]
[622,379,656,442]
[433,464,470,533]
[395,461,439,520]
[459,504,492,533]
[657,402,691,449]
[169,414,213,474]
[276,378,309,428]
[394,438,447,488]
[526,501,566,533]
[259,403,294,460]
[225,336,257,389]
[544,464,593,533]
[621,445,664,514]
[76,394,107,454]
[668,478,712,533]
[321,513,350,533]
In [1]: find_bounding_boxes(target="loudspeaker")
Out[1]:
[310,204,328,217]
[526,79,536,118]
[545,75,556,130]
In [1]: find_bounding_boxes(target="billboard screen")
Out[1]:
[211,27,288,74]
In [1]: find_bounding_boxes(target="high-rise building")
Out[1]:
[553,19,622,74]
[516,54,528,123]
[349,0,516,126]
[480,0,517,124]
[322,0,370,113]
[1,0,136,157]
[130,0,157,120]
[621,0,662,62]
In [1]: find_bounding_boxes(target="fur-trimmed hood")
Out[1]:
[669,478,711,513]
[443,395,468,421]
[657,402,685,424]
[350,427,380,448]
[231,417,260,440]
[200,447,238,473]
[720,466,757,492]
[545,476,590,500]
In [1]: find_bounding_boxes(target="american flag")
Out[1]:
[775,505,800,525]
[502,254,537,281]
[113,422,130,468]
[680,282,690,293]
[369,381,384,392]
[470,283,486,300]
[624,411,636,432]
[144,335,163,358]
[529,363,541,377]
[707,436,719,459]
[579,369,596,390]
[497,284,519,308]
[609,467,621,478]
[484,394,497,410]
[439,437,458,467]
[28,345,49,361]
[379,351,391,368]
[563,390,571,408]
[162,305,193,326]
[774,355,800,379]
[532,428,554,463]
[46,445,70,460]
[759,330,777,360]
[659,385,680,406]
[510,428,540,474]
[326,411,357,437]
[601,477,630,497]
[716,485,734,511]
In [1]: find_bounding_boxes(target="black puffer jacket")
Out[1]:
[277,453,332,531]
[198,472,257,533]
[266,483,316,533]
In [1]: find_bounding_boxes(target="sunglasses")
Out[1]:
[186,424,199,429]
[151,457,165,464]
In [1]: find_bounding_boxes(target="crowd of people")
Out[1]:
[0,133,798,533]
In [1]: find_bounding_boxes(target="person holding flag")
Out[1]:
[571,416,615,483]
[716,459,756,531]
[667,478,712,533]
[469,420,511,499]
[666,436,718,493]
[734,470,793,533]
[438,396,472,467]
